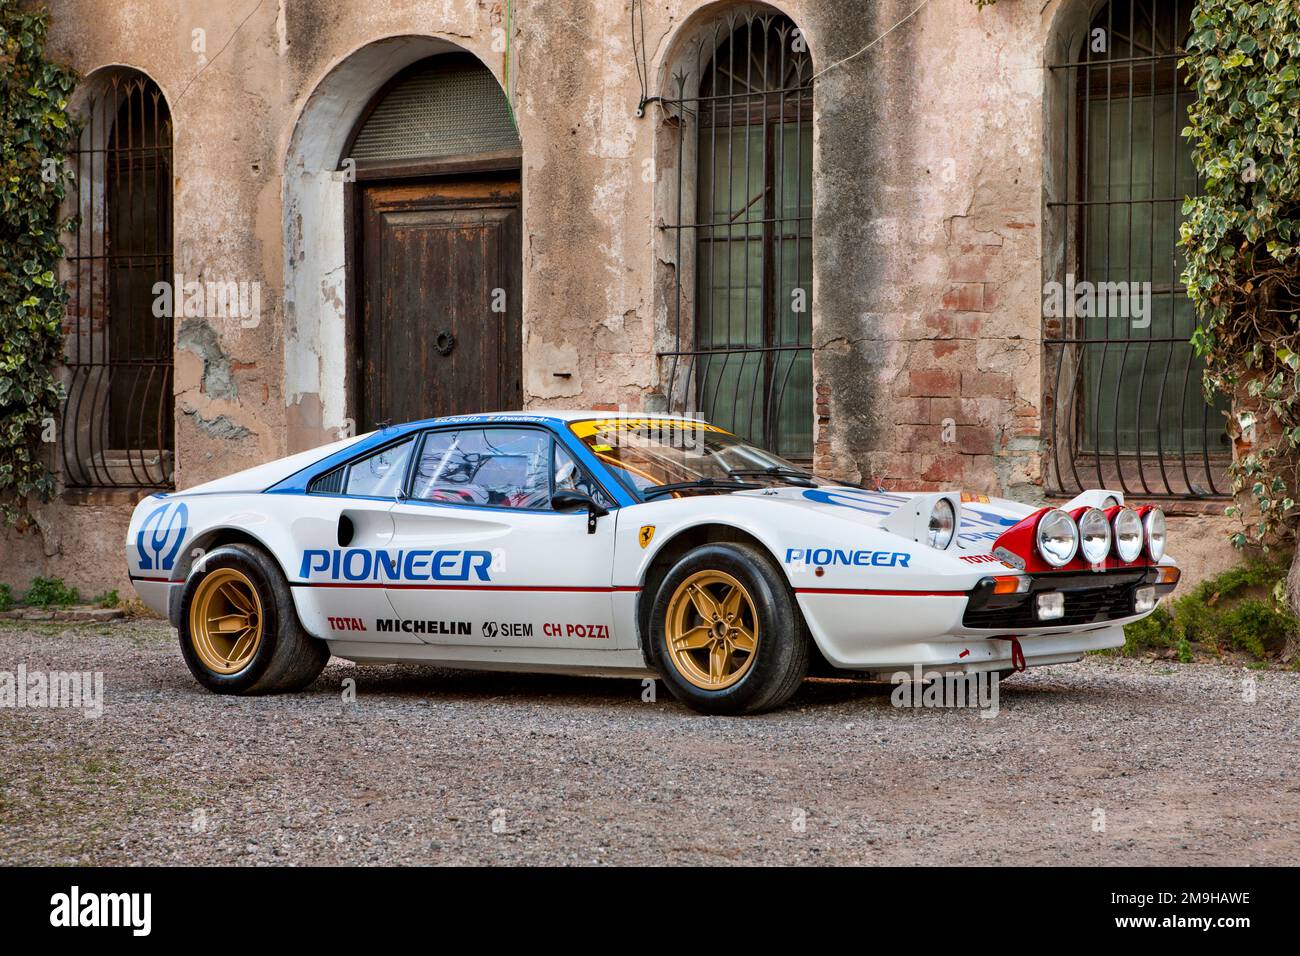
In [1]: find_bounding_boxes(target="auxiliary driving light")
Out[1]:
[1134,586,1157,614]
[1112,507,1144,563]
[1143,508,1167,562]
[1036,592,1065,621]
[1035,509,1079,567]
[1077,507,1112,565]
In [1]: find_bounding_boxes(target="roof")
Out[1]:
[396,410,712,426]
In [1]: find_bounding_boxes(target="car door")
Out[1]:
[384,425,620,648]
[289,436,413,642]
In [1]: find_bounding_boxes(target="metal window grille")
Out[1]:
[659,12,813,460]
[62,73,174,488]
[1045,0,1228,499]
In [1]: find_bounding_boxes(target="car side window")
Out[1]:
[554,443,614,509]
[411,428,552,509]
[344,438,414,498]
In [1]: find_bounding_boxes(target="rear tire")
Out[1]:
[177,543,329,694]
[647,542,809,715]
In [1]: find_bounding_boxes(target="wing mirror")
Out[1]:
[552,490,608,534]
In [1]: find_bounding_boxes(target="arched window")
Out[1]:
[661,11,813,459]
[63,71,174,488]
[1044,0,1227,498]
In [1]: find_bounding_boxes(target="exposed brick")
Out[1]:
[947,253,1000,284]
[957,426,996,455]
[960,456,1003,491]
[905,368,959,397]
[920,454,964,483]
[897,425,942,454]
[922,312,955,338]
[961,370,1014,400]
[960,396,1009,425]
[956,314,982,338]
[940,283,984,312]
[892,397,931,425]
[930,339,961,360]
[866,452,916,484]
[930,398,962,425]
[982,283,1004,311]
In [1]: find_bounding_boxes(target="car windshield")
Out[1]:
[569,418,827,500]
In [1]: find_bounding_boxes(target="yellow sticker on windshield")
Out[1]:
[591,443,612,452]
[570,418,731,439]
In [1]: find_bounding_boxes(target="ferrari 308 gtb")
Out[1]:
[127,412,1179,714]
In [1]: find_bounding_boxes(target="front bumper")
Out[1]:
[797,566,1176,672]
[962,567,1177,631]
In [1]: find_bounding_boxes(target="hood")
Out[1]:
[731,485,1034,553]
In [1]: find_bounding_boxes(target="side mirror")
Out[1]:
[552,490,609,534]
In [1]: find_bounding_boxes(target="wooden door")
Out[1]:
[357,176,521,429]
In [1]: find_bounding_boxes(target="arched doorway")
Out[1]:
[344,52,522,429]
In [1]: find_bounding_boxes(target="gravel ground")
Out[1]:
[1,617,1297,866]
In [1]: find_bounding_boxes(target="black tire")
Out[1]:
[647,542,809,715]
[177,543,329,694]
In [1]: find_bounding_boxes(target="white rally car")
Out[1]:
[126,412,1179,714]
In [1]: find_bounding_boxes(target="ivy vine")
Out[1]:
[0,0,76,523]
[1180,1,1300,560]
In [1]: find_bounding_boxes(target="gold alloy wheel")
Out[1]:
[664,569,759,691]
[189,568,264,675]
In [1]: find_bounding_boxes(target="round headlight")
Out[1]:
[1036,508,1079,567]
[1143,507,1167,561]
[928,498,956,550]
[1112,508,1143,562]
[1078,507,1111,564]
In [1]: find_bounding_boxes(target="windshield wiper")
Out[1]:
[641,478,763,500]
[723,466,817,487]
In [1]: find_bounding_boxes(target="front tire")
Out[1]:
[648,542,809,715]
[178,543,329,694]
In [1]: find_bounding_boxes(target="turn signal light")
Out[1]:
[1156,565,1180,587]
[992,575,1031,595]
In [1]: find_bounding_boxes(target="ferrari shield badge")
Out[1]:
[639,525,655,548]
